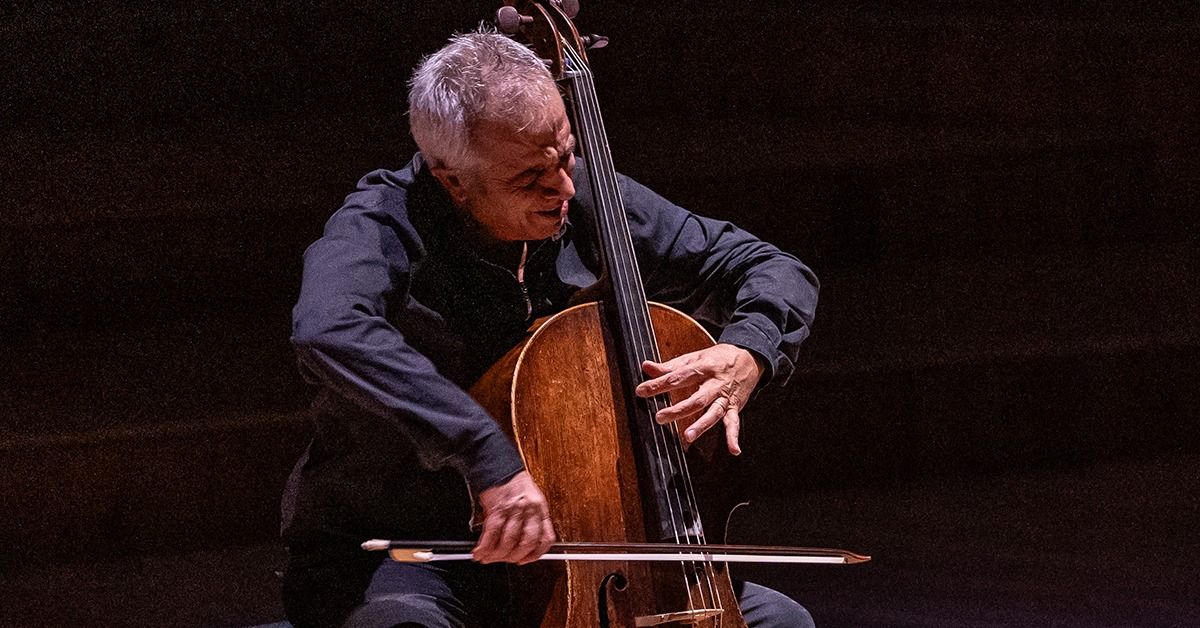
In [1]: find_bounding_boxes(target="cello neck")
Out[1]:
[561,44,662,373]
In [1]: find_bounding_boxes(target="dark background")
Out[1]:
[2,2,1198,626]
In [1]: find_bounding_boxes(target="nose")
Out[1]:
[542,166,575,202]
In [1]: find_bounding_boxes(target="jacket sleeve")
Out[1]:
[290,198,525,492]
[620,174,819,386]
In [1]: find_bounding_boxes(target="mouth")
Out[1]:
[534,200,568,219]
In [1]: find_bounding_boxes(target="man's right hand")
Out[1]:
[473,470,556,565]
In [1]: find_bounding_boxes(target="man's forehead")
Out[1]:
[473,114,572,163]
[518,115,571,145]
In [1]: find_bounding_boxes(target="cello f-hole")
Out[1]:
[600,571,634,628]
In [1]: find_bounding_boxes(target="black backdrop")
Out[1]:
[2,2,1199,624]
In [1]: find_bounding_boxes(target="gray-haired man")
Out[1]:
[283,31,819,627]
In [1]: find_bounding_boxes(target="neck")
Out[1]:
[449,200,532,270]
[474,235,527,271]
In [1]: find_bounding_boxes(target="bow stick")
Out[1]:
[362,540,870,565]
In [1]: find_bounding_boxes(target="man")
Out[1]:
[283,30,819,627]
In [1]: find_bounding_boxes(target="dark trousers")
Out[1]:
[283,549,815,628]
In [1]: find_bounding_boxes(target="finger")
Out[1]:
[667,403,705,430]
[635,360,668,397]
[637,352,704,396]
[507,514,538,564]
[472,512,506,562]
[682,397,729,444]
[475,510,520,563]
[636,366,707,398]
[538,514,556,556]
[490,510,527,563]
[724,405,742,456]
[644,351,699,375]
[640,360,670,377]
[654,382,721,424]
[513,510,549,565]
[517,515,555,566]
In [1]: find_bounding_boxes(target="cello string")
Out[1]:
[561,46,702,606]
[563,45,725,613]
[562,48,685,544]
[562,45,681,541]
[563,44,722,612]
[562,47,689,558]
[573,58,729,619]
[559,51,709,550]
[560,42,715,585]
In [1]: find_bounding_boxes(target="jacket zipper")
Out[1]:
[516,242,531,320]
[475,241,538,321]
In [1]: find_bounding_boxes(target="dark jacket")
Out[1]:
[282,154,818,546]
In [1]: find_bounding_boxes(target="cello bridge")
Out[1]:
[634,608,724,626]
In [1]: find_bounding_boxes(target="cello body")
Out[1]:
[471,303,748,627]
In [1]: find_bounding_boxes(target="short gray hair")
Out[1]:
[408,30,558,170]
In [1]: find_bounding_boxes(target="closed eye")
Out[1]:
[509,170,539,189]
[510,136,575,189]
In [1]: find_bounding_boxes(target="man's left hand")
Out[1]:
[634,343,764,455]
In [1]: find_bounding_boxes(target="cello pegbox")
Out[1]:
[496,1,588,81]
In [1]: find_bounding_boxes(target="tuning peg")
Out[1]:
[581,33,609,50]
[496,6,533,34]
[556,0,580,19]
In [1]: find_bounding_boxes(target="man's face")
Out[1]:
[437,102,577,242]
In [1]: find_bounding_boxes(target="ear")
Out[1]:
[430,165,470,207]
